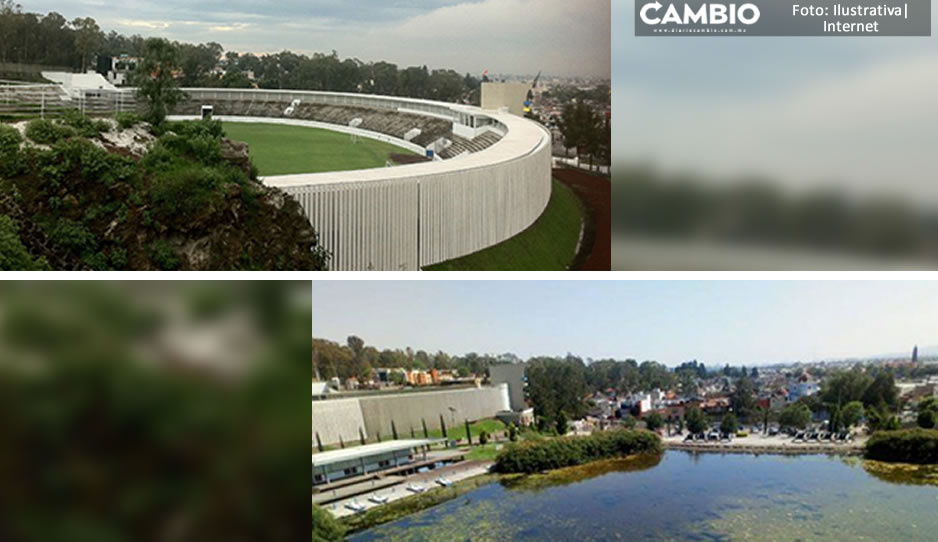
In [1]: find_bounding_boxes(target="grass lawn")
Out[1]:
[223,122,415,176]
[425,179,584,271]
[425,418,507,441]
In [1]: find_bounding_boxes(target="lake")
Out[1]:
[350,450,938,541]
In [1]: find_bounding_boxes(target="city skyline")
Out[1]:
[312,281,938,368]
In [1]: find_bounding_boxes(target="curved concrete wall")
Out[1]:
[180,89,552,271]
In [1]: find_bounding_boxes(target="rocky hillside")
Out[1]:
[0,112,329,270]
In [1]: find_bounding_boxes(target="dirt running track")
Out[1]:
[554,167,611,271]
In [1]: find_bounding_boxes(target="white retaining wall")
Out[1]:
[178,89,552,271]
[311,385,511,446]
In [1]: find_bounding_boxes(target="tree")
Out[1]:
[778,403,811,430]
[439,414,448,440]
[359,427,366,446]
[840,401,864,430]
[863,372,898,410]
[71,16,102,72]
[867,403,899,432]
[313,505,345,542]
[479,430,489,445]
[315,432,323,452]
[465,419,472,445]
[685,406,708,434]
[644,412,664,432]
[731,376,756,422]
[391,420,398,440]
[134,38,185,126]
[422,418,429,438]
[917,397,938,429]
[721,413,738,435]
[622,415,637,429]
[555,411,568,435]
[508,422,518,442]
[558,101,602,165]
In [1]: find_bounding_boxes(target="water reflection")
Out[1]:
[500,453,663,493]
[353,451,938,541]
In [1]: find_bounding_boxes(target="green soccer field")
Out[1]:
[223,122,417,176]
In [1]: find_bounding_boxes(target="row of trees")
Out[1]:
[0,3,488,104]
[312,336,514,382]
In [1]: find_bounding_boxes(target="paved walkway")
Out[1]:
[662,433,865,455]
[326,460,493,518]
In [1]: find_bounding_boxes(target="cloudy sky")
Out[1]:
[613,0,938,205]
[23,0,610,77]
[312,281,938,367]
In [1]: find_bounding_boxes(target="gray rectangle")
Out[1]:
[635,1,931,36]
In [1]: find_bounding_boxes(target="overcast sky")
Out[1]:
[613,0,938,205]
[23,0,610,78]
[312,281,938,367]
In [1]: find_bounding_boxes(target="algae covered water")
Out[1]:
[351,450,938,541]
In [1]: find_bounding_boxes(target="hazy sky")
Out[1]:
[312,281,938,367]
[24,0,610,77]
[614,0,938,204]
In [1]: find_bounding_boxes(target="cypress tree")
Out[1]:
[359,427,366,446]
[465,419,472,446]
[440,414,448,439]
[315,432,324,452]
[339,436,345,449]
[422,418,429,438]
[392,420,399,440]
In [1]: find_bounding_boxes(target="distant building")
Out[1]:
[481,82,530,116]
[489,363,528,412]
[104,55,140,86]
[912,345,919,363]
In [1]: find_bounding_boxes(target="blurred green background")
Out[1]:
[0,281,309,542]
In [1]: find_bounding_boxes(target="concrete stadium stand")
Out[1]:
[177,89,553,271]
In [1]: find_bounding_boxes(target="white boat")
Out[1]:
[435,478,452,487]
[406,483,426,493]
[368,494,389,504]
[345,500,366,513]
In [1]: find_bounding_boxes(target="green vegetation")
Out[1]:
[865,429,938,464]
[466,443,500,462]
[917,397,938,429]
[339,474,500,534]
[0,113,328,270]
[685,406,708,434]
[779,403,812,430]
[134,38,185,126]
[224,122,416,176]
[720,413,738,435]
[644,412,664,432]
[312,505,345,542]
[0,215,48,270]
[425,179,583,271]
[494,429,662,474]
[425,418,505,441]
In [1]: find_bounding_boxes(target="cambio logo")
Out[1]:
[640,2,761,25]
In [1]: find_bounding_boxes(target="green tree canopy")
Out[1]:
[134,38,185,126]
[779,403,812,429]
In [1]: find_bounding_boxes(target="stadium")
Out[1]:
[1,79,560,271]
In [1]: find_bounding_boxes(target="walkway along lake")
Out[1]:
[350,450,938,541]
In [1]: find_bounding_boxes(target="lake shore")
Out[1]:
[663,433,866,456]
